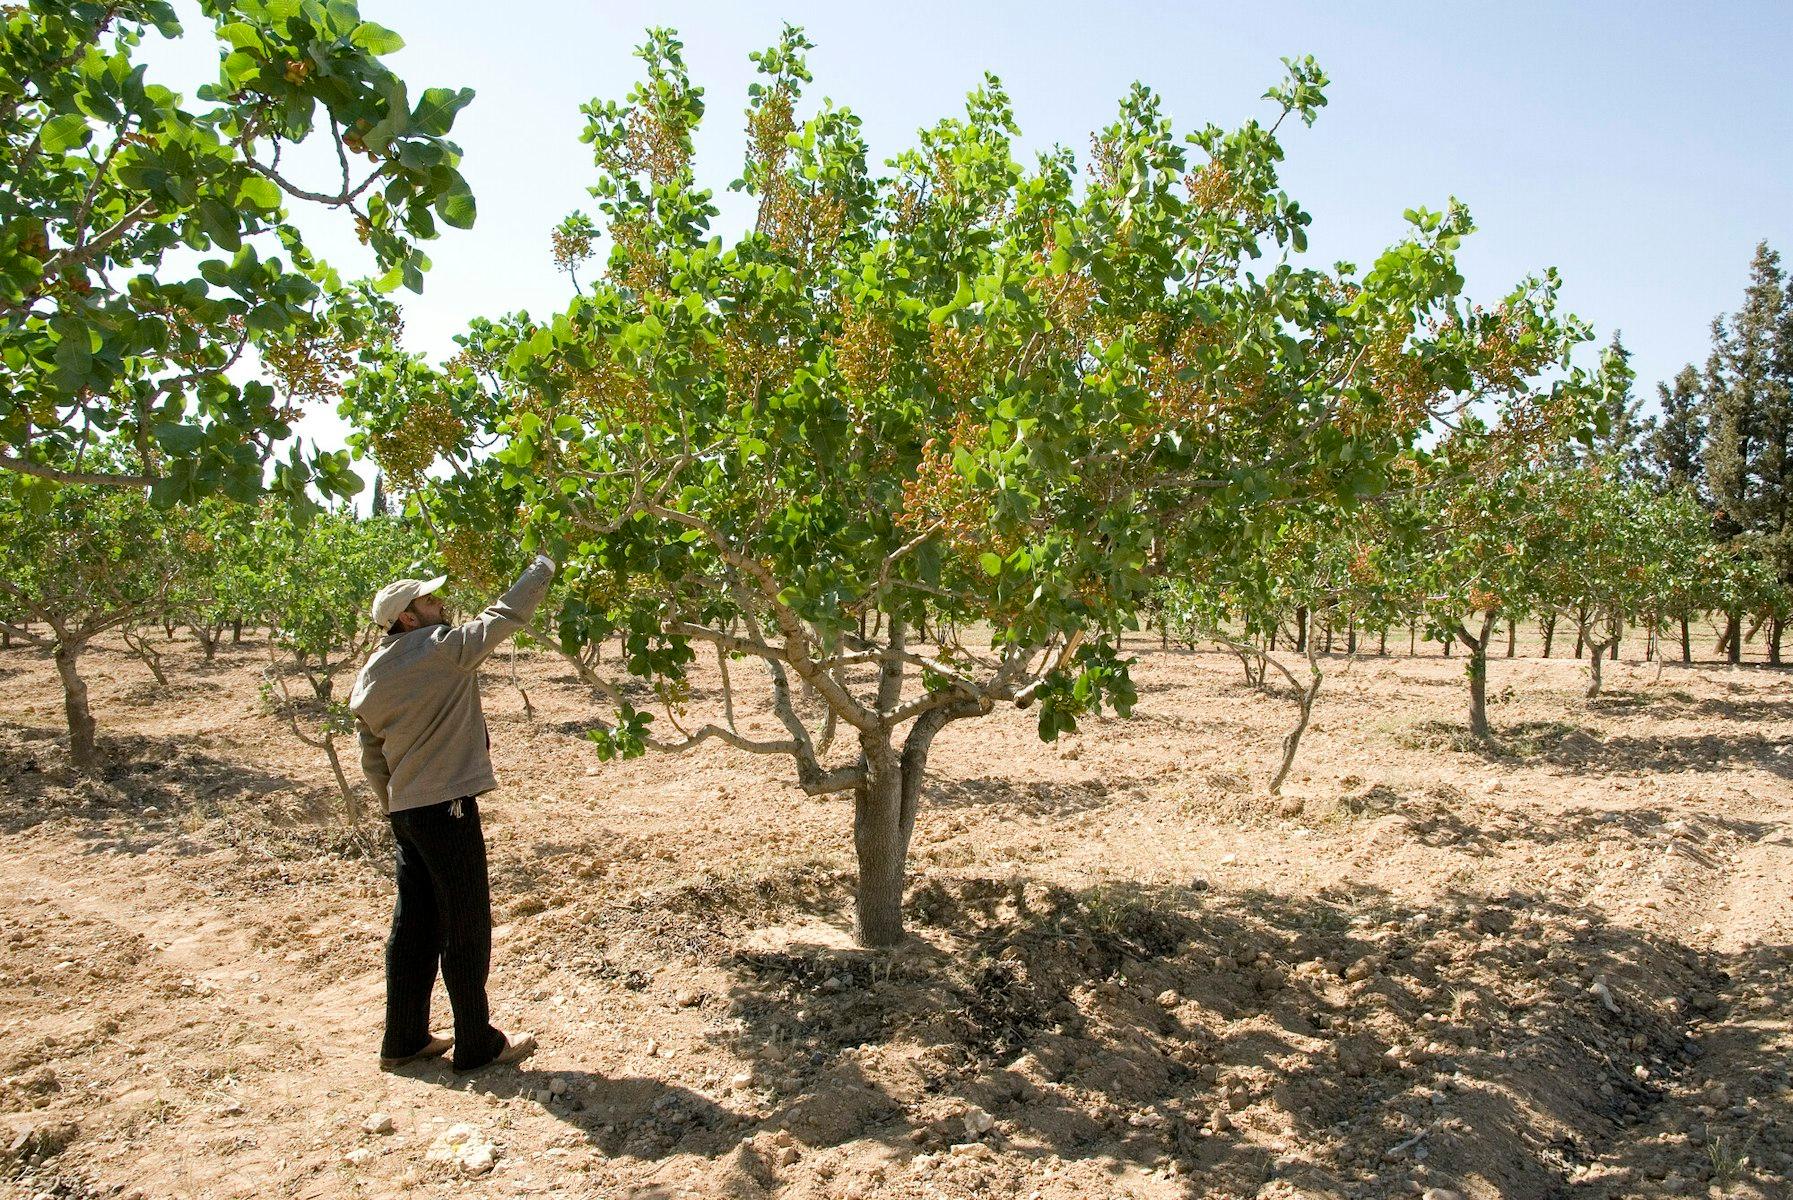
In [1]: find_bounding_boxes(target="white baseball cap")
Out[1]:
[370,575,448,628]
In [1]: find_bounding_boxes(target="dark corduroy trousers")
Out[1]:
[383,795,507,1070]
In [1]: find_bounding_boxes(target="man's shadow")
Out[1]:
[395,1061,744,1162]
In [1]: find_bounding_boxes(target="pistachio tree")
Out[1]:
[1,0,474,502]
[1160,506,1396,793]
[0,448,176,767]
[364,29,1586,946]
[1529,466,1727,696]
[255,507,424,818]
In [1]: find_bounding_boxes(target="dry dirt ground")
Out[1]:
[0,628,1789,1200]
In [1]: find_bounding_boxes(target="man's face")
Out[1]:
[399,593,448,631]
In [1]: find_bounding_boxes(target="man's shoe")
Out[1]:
[453,1030,537,1075]
[379,1033,453,1070]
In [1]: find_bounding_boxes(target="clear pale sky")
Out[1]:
[144,0,1793,457]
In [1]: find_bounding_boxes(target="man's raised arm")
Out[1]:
[440,555,557,671]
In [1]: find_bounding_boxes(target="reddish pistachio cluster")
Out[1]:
[762,179,846,264]
[721,314,802,403]
[927,324,985,406]
[898,412,1003,560]
[607,218,669,298]
[262,325,364,408]
[748,86,796,175]
[550,225,596,275]
[558,356,655,428]
[596,104,693,187]
[830,298,896,397]
[371,398,466,491]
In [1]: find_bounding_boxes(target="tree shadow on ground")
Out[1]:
[1405,717,1792,781]
[922,775,1118,817]
[510,867,1793,1200]
[1384,787,1776,861]
[0,720,350,855]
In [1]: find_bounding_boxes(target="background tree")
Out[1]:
[0,450,176,767]
[1161,507,1398,793]
[256,507,424,819]
[1389,438,1545,738]
[1590,330,1648,476]
[162,496,259,660]
[1701,242,1792,662]
[1647,364,1706,496]
[1,0,475,502]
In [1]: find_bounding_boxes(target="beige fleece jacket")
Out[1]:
[350,559,554,815]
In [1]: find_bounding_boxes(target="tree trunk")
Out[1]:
[121,626,168,687]
[1585,636,1607,697]
[1574,607,1587,658]
[1378,626,1387,656]
[1267,645,1324,795]
[232,618,244,645]
[1770,616,1784,666]
[853,750,909,948]
[1724,609,1741,664]
[1294,606,1307,653]
[163,617,175,641]
[1680,615,1691,664]
[1408,616,1416,656]
[1443,633,1452,657]
[1459,614,1495,738]
[1323,614,1334,655]
[53,639,97,770]
[1542,614,1556,658]
[1346,616,1357,656]
[1609,617,1620,661]
[1506,619,1516,658]
[322,728,363,823]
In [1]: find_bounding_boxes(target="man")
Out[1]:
[351,553,556,1074]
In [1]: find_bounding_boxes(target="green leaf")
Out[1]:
[350,22,406,55]
[979,551,1002,576]
[39,113,92,154]
[237,174,283,211]
[434,172,476,229]
[410,87,475,137]
[153,422,207,455]
[197,198,242,251]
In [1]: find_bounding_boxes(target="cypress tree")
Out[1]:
[1702,241,1791,663]
[1647,365,1706,496]
[1593,330,1648,476]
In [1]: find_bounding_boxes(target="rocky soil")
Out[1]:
[0,628,1788,1199]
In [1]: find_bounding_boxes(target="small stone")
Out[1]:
[362,1112,395,1135]
[343,1147,373,1165]
[1421,1190,1465,1200]
[460,1145,495,1176]
[1157,990,1179,1007]
[776,1145,801,1166]
[675,988,702,1008]
[963,1106,995,1135]
[548,1077,568,1096]
[730,1071,754,1090]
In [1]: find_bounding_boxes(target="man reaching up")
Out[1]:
[351,553,556,1074]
